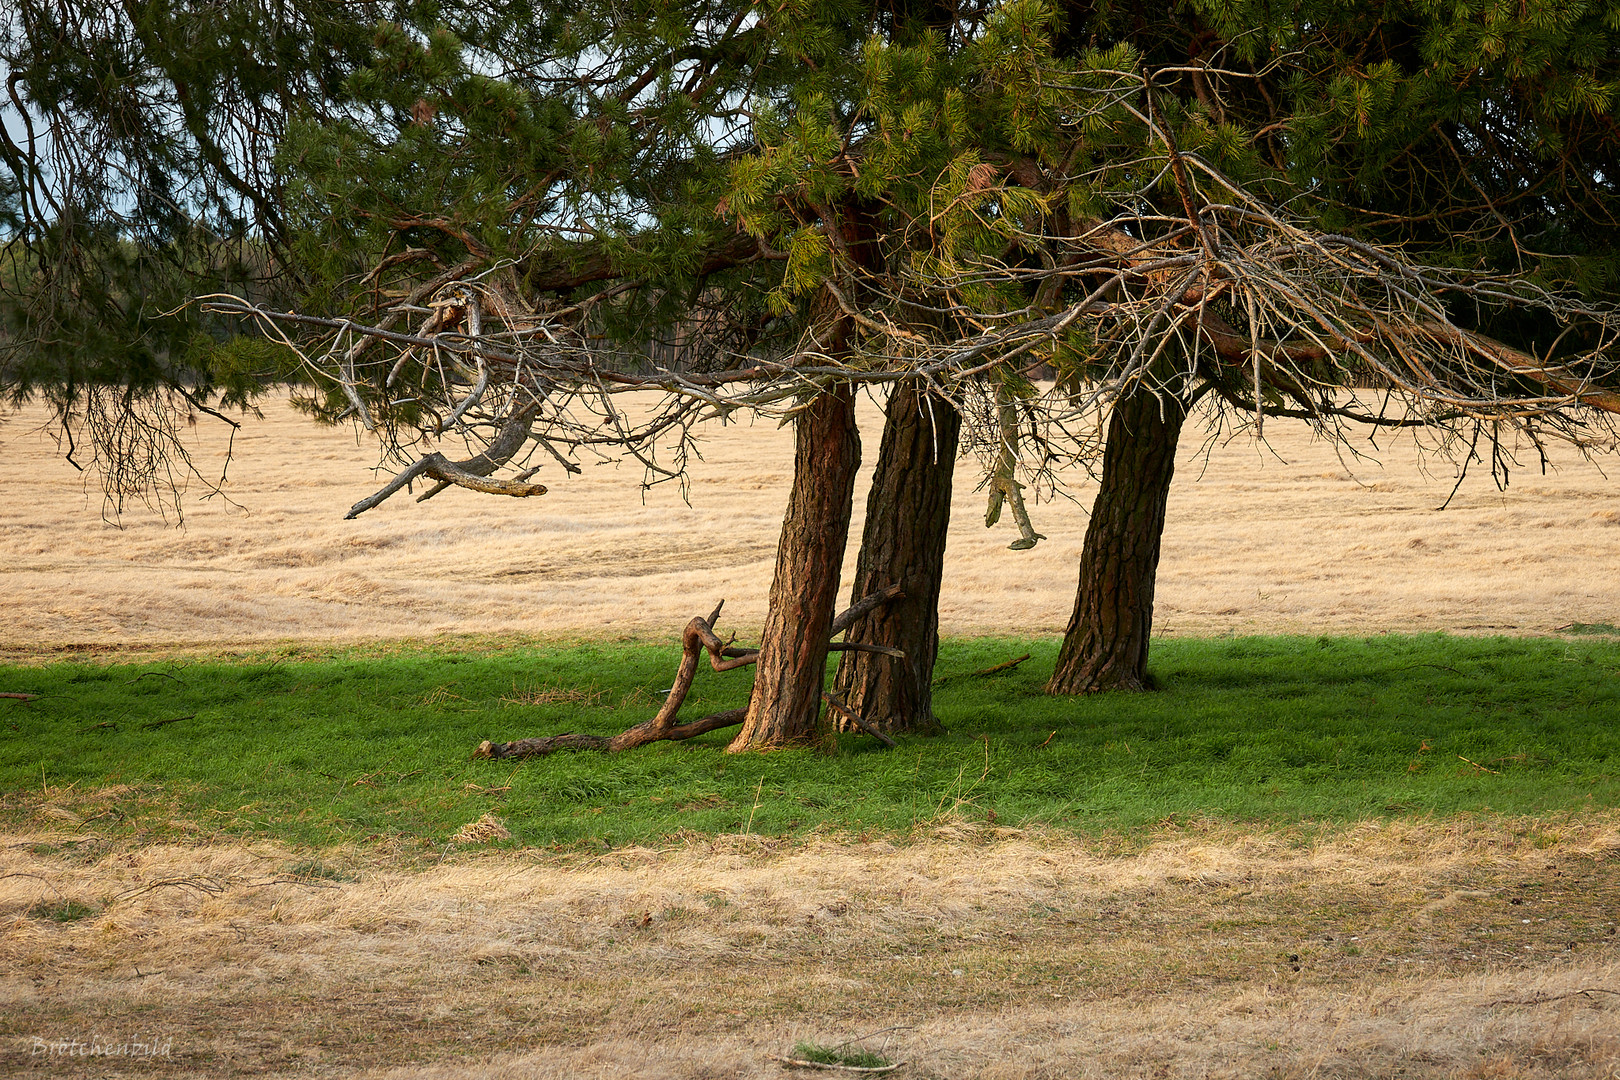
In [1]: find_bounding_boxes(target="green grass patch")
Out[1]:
[1556,621,1620,636]
[790,1040,893,1068]
[2,634,1617,850]
[28,898,98,922]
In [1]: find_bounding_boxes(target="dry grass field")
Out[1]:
[2,819,1618,1079]
[2,391,1617,653]
[4,394,1618,1078]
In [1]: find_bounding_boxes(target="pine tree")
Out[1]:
[0,0,391,514]
[1041,0,1620,693]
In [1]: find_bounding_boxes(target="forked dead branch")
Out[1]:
[475,586,905,759]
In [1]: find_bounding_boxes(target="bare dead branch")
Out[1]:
[767,1056,908,1074]
[475,587,910,759]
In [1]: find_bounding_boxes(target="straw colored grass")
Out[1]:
[3,392,1617,657]
[2,819,1618,1077]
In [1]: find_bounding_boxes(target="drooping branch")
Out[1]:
[982,385,1047,550]
[346,446,547,519]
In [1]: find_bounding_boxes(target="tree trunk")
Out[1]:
[726,383,862,751]
[832,381,959,734]
[1047,382,1188,694]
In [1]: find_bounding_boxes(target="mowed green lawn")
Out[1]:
[3,634,1616,850]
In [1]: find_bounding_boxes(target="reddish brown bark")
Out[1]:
[726,383,862,751]
[1047,383,1188,694]
[832,381,959,734]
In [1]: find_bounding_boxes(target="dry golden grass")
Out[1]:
[2,820,1618,1077]
[3,391,1617,656]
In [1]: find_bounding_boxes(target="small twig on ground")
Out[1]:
[1458,754,1500,774]
[114,876,227,902]
[244,877,342,891]
[826,1027,914,1050]
[769,1056,907,1074]
[1038,730,1058,749]
[140,714,194,731]
[1486,987,1620,1006]
[974,654,1031,677]
[1,693,39,701]
[126,671,186,686]
[0,872,64,897]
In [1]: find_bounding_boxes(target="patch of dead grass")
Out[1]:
[2,816,1617,1077]
[451,813,512,845]
[499,682,611,707]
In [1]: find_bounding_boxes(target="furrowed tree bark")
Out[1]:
[1047,382,1189,694]
[832,380,960,734]
[726,382,862,751]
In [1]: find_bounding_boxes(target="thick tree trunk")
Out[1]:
[832,381,960,735]
[1047,383,1188,694]
[726,383,862,751]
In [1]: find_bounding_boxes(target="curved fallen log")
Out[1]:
[476,587,904,759]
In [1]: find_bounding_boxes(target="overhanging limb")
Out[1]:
[346,451,546,519]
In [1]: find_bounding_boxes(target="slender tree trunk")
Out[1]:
[1047,382,1188,694]
[726,383,862,751]
[832,381,959,734]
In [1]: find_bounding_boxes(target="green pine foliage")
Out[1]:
[10,0,1615,438]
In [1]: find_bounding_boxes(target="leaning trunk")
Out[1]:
[1047,383,1188,694]
[833,381,960,734]
[726,383,862,751]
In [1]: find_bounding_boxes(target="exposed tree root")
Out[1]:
[476,587,905,760]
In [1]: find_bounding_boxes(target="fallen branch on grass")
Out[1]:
[244,877,343,891]
[114,876,227,902]
[823,691,897,747]
[476,588,904,759]
[1,693,39,701]
[0,872,64,897]
[140,714,194,731]
[127,671,186,686]
[974,653,1031,677]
